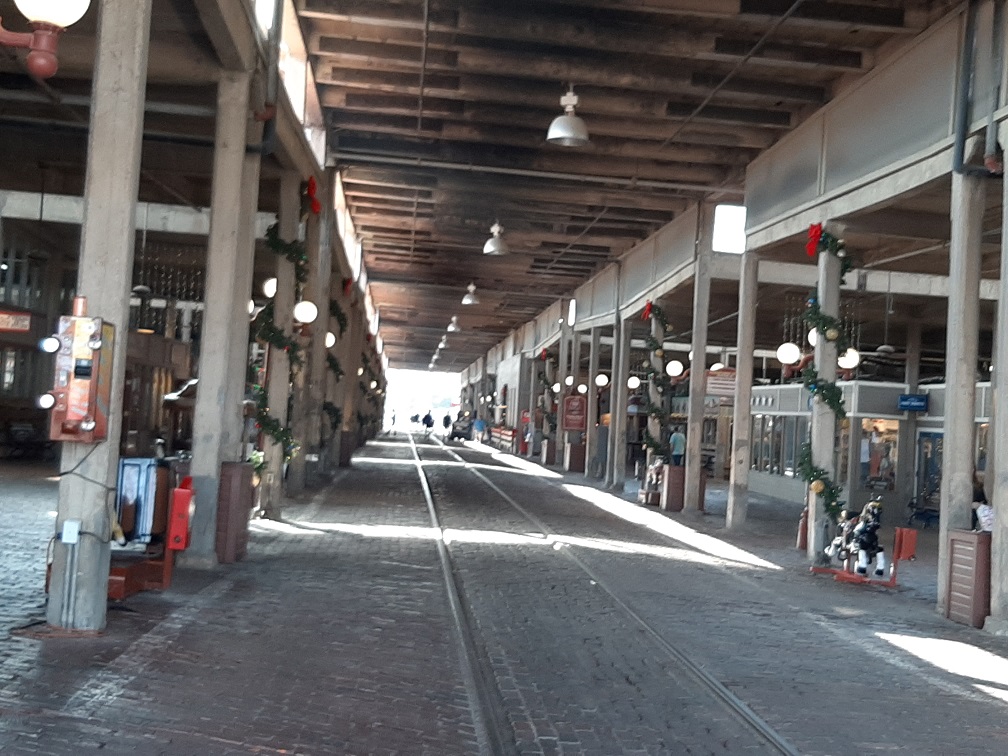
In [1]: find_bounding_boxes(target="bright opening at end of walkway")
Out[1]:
[384,368,461,429]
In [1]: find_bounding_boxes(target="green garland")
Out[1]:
[801,365,846,420]
[322,400,342,435]
[252,383,298,462]
[642,429,671,463]
[801,296,851,355]
[327,354,344,381]
[265,223,309,285]
[253,302,303,367]
[642,301,671,333]
[807,224,854,284]
[329,298,348,337]
[797,442,843,522]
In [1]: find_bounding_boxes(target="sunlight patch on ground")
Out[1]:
[562,484,780,570]
[484,451,563,479]
[876,632,1008,694]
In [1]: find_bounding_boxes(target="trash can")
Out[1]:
[946,529,991,628]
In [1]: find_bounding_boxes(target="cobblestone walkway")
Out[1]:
[2,440,1008,755]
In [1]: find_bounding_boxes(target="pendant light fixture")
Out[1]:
[546,85,590,147]
[461,282,479,305]
[447,315,460,333]
[483,222,509,255]
[876,272,896,354]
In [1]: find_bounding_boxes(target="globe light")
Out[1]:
[247,299,255,315]
[370,380,378,389]
[838,347,861,370]
[710,362,725,371]
[14,0,91,28]
[776,342,801,365]
[688,350,694,361]
[577,383,588,394]
[627,376,641,389]
[325,332,336,348]
[552,382,561,393]
[39,335,60,353]
[293,300,318,324]
[594,373,610,387]
[37,393,55,410]
[807,328,818,347]
[263,277,278,298]
[357,367,364,376]
[666,360,684,377]
[564,375,574,386]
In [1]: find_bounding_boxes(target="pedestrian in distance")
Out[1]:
[422,411,434,437]
[669,426,686,466]
[442,412,452,440]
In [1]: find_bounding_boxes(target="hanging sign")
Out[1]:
[0,310,31,332]
[897,394,929,412]
[562,395,588,432]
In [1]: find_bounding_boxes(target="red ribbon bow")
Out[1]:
[806,223,823,258]
[641,300,653,321]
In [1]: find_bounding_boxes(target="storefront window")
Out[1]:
[861,418,898,491]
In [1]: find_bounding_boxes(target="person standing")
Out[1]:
[442,412,452,440]
[422,411,434,436]
[669,426,686,466]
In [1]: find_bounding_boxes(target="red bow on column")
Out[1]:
[306,176,321,215]
[806,223,823,258]
[641,300,653,321]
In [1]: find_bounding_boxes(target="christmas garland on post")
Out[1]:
[801,365,846,420]
[328,298,348,337]
[797,442,843,522]
[642,429,671,463]
[322,400,342,435]
[265,223,309,285]
[806,223,854,284]
[801,295,850,355]
[253,302,303,367]
[326,354,344,382]
[252,383,298,463]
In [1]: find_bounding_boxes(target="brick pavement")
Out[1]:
[2,441,1008,755]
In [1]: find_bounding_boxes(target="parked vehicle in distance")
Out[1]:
[450,416,473,441]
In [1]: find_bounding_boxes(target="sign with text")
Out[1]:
[706,369,736,398]
[561,395,588,432]
[898,393,929,412]
[0,310,31,332]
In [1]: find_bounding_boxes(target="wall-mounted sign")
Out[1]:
[898,394,929,412]
[561,395,588,432]
[0,311,31,333]
[706,369,736,398]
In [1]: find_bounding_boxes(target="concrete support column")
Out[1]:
[684,206,713,512]
[568,328,583,442]
[47,0,153,631]
[895,321,922,505]
[527,359,538,457]
[287,203,323,493]
[585,327,601,477]
[339,306,365,462]
[727,251,759,529]
[305,174,333,477]
[647,313,664,467]
[806,246,841,561]
[186,72,252,565]
[938,171,986,612]
[987,163,1008,633]
[260,172,299,520]
[558,325,570,394]
[608,317,631,491]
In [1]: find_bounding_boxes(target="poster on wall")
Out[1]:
[561,395,588,432]
[0,310,31,332]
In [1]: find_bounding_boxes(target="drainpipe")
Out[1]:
[953,0,1004,177]
[247,0,283,156]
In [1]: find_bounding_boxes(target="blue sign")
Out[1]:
[898,394,929,412]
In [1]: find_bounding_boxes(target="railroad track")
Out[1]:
[405,432,800,756]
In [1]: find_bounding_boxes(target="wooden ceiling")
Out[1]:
[298,0,959,370]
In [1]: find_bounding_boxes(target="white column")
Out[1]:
[894,321,922,506]
[806,248,841,560]
[647,312,664,466]
[305,174,333,475]
[186,72,252,565]
[585,327,601,477]
[727,251,758,529]
[937,171,986,612]
[47,0,153,631]
[260,172,298,520]
[684,205,713,512]
[987,161,1008,634]
[608,317,631,491]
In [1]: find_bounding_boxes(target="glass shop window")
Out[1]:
[0,247,45,310]
[860,418,899,491]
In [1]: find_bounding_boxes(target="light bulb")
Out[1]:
[370,380,378,389]
[263,277,278,298]
[838,347,861,370]
[776,342,801,365]
[39,336,60,354]
[564,376,574,386]
[552,382,561,393]
[293,300,318,324]
[14,0,91,28]
[807,328,818,347]
[577,383,587,394]
[325,332,336,348]
[710,362,725,371]
[37,393,55,410]
[594,373,609,387]
[666,360,684,377]
[627,376,641,389]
